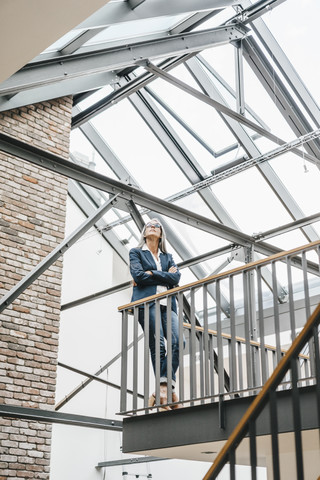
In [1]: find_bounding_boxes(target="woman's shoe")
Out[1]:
[171,391,183,409]
[148,393,155,410]
[149,392,171,412]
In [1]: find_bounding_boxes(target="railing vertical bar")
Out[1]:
[143,303,150,413]
[229,448,236,480]
[272,350,277,371]
[291,357,304,480]
[254,346,261,389]
[304,359,310,386]
[249,419,257,480]
[269,389,280,480]
[209,334,215,399]
[302,251,315,377]
[265,349,270,379]
[167,296,173,405]
[216,281,224,396]
[227,339,232,394]
[257,267,267,384]
[229,275,237,393]
[237,341,243,395]
[155,300,161,407]
[199,331,205,404]
[313,324,320,428]
[132,306,139,413]
[203,285,210,398]
[302,251,311,319]
[120,309,128,413]
[243,271,253,390]
[178,292,184,405]
[190,288,197,404]
[286,256,296,340]
[271,262,281,364]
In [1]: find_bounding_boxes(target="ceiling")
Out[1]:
[1,0,320,296]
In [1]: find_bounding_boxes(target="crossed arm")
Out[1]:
[129,249,180,287]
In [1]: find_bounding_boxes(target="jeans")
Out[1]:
[138,304,181,386]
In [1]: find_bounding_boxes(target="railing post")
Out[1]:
[120,309,128,413]
[155,300,161,407]
[178,292,185,405]
[167,295,173,404]
[216,281,224,396]
[132,306,139,413]
[143,302,150,413]
[190,288,197,405]
[203,285,210,398]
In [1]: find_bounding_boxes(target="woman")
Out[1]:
[129,218,181,410]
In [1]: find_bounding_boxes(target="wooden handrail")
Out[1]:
[203,302,320,480]
[183,322,310,359]
[118,240,320,311]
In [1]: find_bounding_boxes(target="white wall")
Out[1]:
[50,197,266,480]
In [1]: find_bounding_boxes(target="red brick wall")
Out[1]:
[0,98,72,479]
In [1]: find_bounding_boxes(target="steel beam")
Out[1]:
[144,85,216,157]
[0,404,122,431]
[60,245,239,311]
[0,131,288,257]
[68,179,129,264]
[170,10,223,35]
[71,55,195,128]
[143,61,319,166]
[0,26,246,101]
[197,54,269,130]
[242,36,320,160]
[55,334,143,411]
[97,456,168,468]
[0,72,118,113]
[76,0,239,30]
[0,188,118,313]
[60,27,107,55]
[227,0,288,25]
[58,361,144,399]
[242,2,320,127]
[254,211,320,242]
[185,57,320,242]
[61,280,132,311]
[234,41,245,115]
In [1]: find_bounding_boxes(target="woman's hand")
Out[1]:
[169,266,177,273]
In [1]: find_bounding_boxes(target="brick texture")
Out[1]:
[0,98,72,479]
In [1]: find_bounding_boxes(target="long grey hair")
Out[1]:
[137,218,168,253]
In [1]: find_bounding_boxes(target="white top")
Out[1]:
[142,244,167,305]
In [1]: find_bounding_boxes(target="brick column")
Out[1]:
[0,98,72,479]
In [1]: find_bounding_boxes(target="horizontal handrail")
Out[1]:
[182,323,310,359]
[203,302,320,480]
[118,240,320,311]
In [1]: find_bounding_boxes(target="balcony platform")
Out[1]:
[122,385,319,467]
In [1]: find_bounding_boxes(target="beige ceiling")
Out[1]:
[0,0,110,83]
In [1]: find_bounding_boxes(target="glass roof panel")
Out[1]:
[89,98,191,197]
[262,0,320,104]
[82,14,190,46]
[211,165,293,234]
[269,153,320,216]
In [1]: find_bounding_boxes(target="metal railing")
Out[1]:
[203,303,320,480]
[118,241,320,415]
